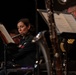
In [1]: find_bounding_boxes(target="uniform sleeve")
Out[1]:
[13,42,36,59]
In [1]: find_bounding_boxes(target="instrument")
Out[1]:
[12,34,21,39]
[32,31,52,75]
[45,0,63,75]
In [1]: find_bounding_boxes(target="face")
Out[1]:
[17,22,30,36]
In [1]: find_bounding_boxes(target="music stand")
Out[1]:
[37,9,76,75]
[37,9,76,36]
[60,32,76,39]
[0,24,15,75]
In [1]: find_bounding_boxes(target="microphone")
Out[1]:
[12,34,21,39]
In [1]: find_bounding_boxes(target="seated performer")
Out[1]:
[0,18,36,75]
[13,18,36,67]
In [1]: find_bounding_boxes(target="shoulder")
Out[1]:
[27,34,34,39]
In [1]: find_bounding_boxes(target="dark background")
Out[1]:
[0,0,76,61]
[0,0,76,32]
[0,0,36,32]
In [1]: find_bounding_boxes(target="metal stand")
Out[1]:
[3,43,7,75]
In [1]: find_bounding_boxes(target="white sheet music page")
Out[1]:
[42,12,49,24]
[54,13,74,33]
[0,24,14,44]
[63,13,76,33]
[37,9,49,25]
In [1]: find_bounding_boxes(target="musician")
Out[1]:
[13,18,36,67]
[0,18,36,75]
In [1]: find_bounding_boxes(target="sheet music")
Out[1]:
[63,13,76,32]
[41,12,49,24]
[37,9,76,34]
[37,9,49,25]
[0,24,14,44]
[54,13,74,33]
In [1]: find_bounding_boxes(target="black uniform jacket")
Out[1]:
[12,34,36,67]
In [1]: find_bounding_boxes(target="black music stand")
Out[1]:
[0,24,15,75]
[3,43,8,75]
[60,32,76,39]
[37,9,76,75]
[37,9,76,35]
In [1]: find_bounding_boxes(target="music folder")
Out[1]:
[0,24,15,44]
[37,9,76,38]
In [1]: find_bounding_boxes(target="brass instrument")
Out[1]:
[32,31,53,75]
[45,0,63,75]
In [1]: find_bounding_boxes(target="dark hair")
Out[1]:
[17,18,35,35]
[17,18,30,27]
